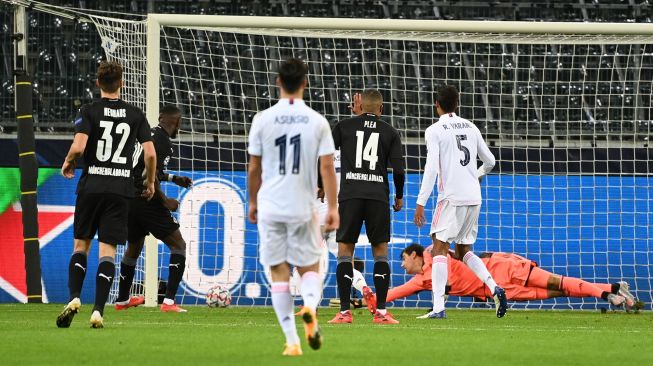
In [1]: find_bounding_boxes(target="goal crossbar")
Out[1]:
[146,14,653,36]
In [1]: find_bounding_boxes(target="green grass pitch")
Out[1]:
[1,304,651,365]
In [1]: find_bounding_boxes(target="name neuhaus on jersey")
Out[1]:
[104,107,126,118]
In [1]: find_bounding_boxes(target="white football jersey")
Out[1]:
[248,98,335,223]
[417,113,495,207]
[318,149,341,225]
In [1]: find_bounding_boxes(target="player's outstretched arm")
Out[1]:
[319,154,339,232]
[247,155,262,224]
[141,141,157,200]
[171,175,193,188]
[386,278,425,303]
[61,133,89,178]
[159,171,192,188]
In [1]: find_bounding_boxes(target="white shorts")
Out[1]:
[429,200,480,245]
[258,213,323,267]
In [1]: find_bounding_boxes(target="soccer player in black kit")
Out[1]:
[114,105,193,313]
[328,90,405,324]
[56,61,156,328]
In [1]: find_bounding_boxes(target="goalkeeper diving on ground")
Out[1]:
[350,243,637,316]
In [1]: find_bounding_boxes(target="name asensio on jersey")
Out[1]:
[88,165,131,178]
[274,115,309,124]
[345,172,384,182]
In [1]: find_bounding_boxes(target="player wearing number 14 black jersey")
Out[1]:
[329,89,405,325]
[57,61,156,329]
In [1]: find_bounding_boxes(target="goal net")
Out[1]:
[86,14,652,310]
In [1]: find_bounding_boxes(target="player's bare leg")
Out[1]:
[330,242,355,324]
[115,237,145,310]
[270,262,302,355]
[371,242,398,324]
[456,244,507,318]
[297,263,323,350]
[160,230,187,312]
[57,239,91,328]
[90,242,117,328]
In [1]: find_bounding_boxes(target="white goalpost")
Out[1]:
[81,13,653,309]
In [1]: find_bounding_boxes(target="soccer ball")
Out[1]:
[206,285,232,308]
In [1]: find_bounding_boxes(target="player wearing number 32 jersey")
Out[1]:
[414,85,506,320]
[248,58,339,356]
[57,61,156,329]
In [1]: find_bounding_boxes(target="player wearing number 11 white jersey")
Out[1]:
[413,85,507,320]
[247,58,339,356]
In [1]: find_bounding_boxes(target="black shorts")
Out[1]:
[74,192,129,246]
[336,198,390,245]
[127,197,180,242]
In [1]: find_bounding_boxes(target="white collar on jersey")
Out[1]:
[438,112,458,120]
[277,98,305,106]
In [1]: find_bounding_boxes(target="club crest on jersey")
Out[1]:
[364,120,376,128]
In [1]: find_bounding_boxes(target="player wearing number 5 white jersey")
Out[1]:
[413,85,507,320]
[247,58,339,356]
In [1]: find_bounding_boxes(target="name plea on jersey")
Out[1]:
[88,165,131,177]
[364,120,376,128]
[104,108,127,118]
[345,171,384,182]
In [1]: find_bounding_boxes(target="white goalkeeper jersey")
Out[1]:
[248,98,335,223]
[318,149,341,225]
[416,112,495,207]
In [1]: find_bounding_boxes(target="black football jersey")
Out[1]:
[332,113,403,203]
[133,125,173,195]
[74,98,152,197]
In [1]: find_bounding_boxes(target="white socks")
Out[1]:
[300,271,322,311]
[463,251,497,294]
[351,269,367,293]
[432,255,448,312]
[271,282,300,345]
